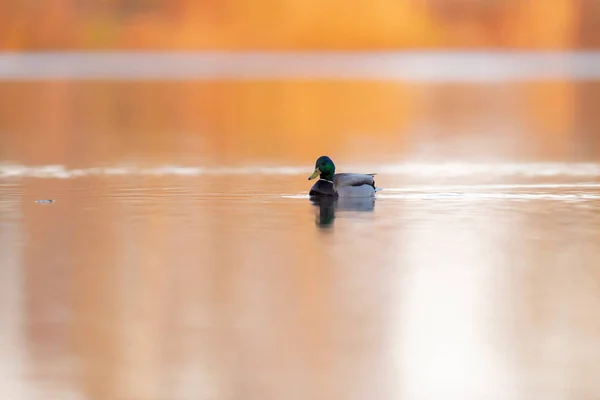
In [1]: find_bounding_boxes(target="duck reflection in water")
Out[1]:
[310,196,376,227]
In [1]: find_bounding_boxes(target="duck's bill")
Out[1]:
[308,168,320,180]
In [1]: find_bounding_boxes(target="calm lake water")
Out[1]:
[2,67,600,400]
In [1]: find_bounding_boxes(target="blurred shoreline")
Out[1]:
[1,51,600,81]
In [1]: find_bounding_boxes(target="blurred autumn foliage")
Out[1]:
[1,1,599,165]
[1,0,599,50]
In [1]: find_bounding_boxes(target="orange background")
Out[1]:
[1,0,599,50]
[1,1,600,164]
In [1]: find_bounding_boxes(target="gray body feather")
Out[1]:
[331,173,378,197]
[333,173,376,189]
[336,184,376,197]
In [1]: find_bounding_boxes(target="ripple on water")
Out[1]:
[2,162,600,179]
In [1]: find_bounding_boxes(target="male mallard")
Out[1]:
[308,156,378,197]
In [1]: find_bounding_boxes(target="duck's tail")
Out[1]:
[368,173,382,192]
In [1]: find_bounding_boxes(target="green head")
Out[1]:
[308,156,336,181]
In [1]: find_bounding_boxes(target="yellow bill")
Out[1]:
[308,167,320,180]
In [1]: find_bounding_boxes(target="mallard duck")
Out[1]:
[308,156,378,197]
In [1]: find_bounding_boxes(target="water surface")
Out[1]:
[2,162,600,400]
[2,74,600,400]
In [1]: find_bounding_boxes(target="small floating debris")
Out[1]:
[35,199,55,204]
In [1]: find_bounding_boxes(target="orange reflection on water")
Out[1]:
[1,80,599,167]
